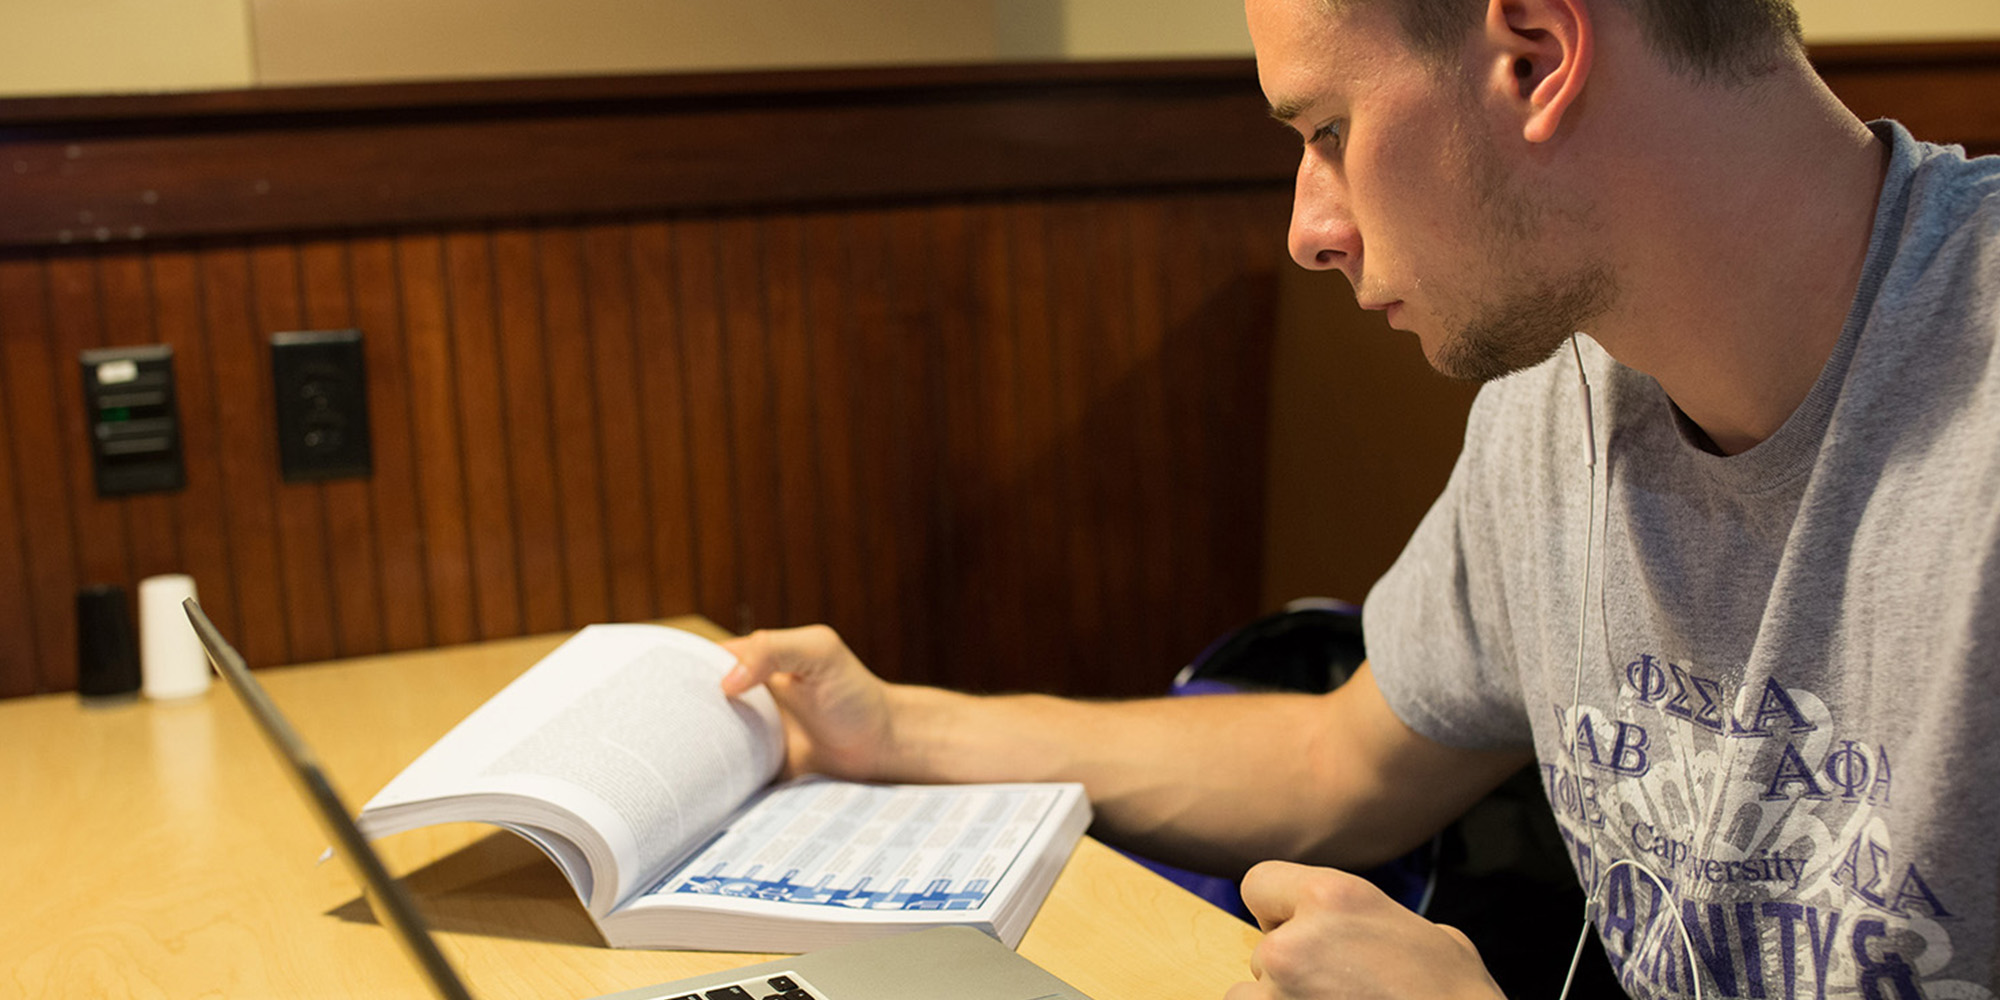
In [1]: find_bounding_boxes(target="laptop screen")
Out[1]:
[183,597,475,1000]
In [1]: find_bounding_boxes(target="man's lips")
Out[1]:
[1359,299,1405,326]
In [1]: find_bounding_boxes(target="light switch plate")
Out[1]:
[80,345,185,496]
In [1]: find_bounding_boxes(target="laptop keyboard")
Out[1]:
[662,972,825,1000]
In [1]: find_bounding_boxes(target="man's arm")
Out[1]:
[721,626,1530,877]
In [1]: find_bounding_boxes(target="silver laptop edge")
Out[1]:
[185,597,475,1000]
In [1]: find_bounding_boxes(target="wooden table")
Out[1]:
[0,618,1259,998]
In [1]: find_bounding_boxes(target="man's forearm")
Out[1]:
[872,681,1437,876]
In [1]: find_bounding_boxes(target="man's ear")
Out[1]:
[1482,0,1593,144]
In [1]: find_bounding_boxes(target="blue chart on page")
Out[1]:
[650,778,1063,911]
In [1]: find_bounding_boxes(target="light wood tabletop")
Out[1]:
[0,617,1259,999]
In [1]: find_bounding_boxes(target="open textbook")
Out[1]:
[355,624,1092,953]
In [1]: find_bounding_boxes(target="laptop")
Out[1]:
[184,598,1095,1000]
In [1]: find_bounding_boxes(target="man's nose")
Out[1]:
[1287,155,1360,276]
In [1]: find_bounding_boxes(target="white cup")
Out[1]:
[139,574,211,700]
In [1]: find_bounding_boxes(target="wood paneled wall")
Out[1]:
[1814,41,2000,157]
[0,63,1294,698]
[5,44,1997,699]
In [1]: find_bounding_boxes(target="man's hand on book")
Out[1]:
[721,626,899,781]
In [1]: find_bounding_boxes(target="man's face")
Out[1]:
[1250,0,1612,381]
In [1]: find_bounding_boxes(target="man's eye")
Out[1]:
[1308,121,1345,152]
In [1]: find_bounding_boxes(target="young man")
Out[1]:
[721,0,2000,996]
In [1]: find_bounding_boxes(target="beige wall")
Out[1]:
[0,0,252,97]
[251,0,1000,87]
[1045,0,2000,59]
[1797,0,2000,43]
[7,1,1997,98]
[1056,0,1252,59]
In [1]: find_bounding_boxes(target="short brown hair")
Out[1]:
[1340,0,1803,81]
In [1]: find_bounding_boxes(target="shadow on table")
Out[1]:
[327,828,606,947]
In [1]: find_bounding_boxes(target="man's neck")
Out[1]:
[1587,60,1887,456]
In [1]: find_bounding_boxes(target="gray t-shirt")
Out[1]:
[1364,120,2000,999]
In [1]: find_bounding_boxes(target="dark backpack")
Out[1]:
[1127,603,1624,1000]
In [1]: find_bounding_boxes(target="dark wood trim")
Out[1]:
[2,42,1986,126]
[0,61,1295,252]
[7,42,1999,252]
[0,61,1266,125]
[1811,40,2000,155]
[1809,39,2000,68]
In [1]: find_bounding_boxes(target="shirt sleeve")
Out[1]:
[1362,383,1537,751]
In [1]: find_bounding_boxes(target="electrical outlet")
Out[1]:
[271,330,371,482]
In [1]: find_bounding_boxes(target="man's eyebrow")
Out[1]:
[1268,97,1312,125]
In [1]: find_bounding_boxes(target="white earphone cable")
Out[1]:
[1554,334,1704,1000]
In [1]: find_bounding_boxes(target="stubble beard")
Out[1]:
[1431,263,1614,382]
[1428,103,1616,384]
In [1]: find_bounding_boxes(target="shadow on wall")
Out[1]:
[994,0,1068,59]
[1260,266,1480,610]
[858,244,1280,702]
